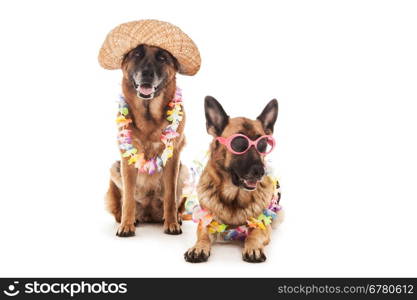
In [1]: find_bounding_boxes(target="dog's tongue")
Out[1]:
[139,86,153,96]
[244,179,258,188]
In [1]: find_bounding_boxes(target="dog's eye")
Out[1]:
[156,53,167,62]
[256,137,273,154]
[257,139,267,152]
[231,136,249,153]
[134,50,144,58]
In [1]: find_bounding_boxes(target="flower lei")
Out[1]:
[188,177,282,241]
[116,88,183,174]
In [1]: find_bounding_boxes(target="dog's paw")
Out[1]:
[163,222,182,235]
[184,246,210,263]
[116,223,136,237]
[242,247,267,263]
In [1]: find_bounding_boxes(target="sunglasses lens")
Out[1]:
[257,137,274,154]
[230,136,249,153]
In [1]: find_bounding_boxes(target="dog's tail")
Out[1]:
[105,161,122,223]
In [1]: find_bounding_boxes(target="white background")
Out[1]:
[0,0,416,277]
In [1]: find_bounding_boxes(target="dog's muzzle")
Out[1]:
[132,81,158,100]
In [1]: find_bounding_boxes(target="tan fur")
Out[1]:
[186,117,275,262]
[198,118,274,226]
[105,178,122,223]
[105,46,186,236]
[185,223,212,260]
[242,226,271,261]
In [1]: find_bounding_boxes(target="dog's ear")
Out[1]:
[257,99,278,134]
[121,52,130,69]
[164,50,180,72]
[204,96,229,136]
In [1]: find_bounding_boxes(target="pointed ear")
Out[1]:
[204,96,229,136]
[257,99,278,134]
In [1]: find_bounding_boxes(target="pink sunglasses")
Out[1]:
[216,134,276,155]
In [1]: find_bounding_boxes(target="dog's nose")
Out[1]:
[248,164,265,179]
[141,68,154,79]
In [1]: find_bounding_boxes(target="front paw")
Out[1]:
[242,247,267,263]
[184,246,210,263]
[163,221,182,235]
[116,223,136,237]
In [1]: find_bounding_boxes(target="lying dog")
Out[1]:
[184,96,280,263]
[106,44,187,236]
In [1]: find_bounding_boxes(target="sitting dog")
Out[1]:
[184,96,281,263]
[106,44,187,236]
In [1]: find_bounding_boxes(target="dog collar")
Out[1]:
[187,177,282,241]
[116,88,183,174]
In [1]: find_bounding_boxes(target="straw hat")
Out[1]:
[98,19,201,76]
